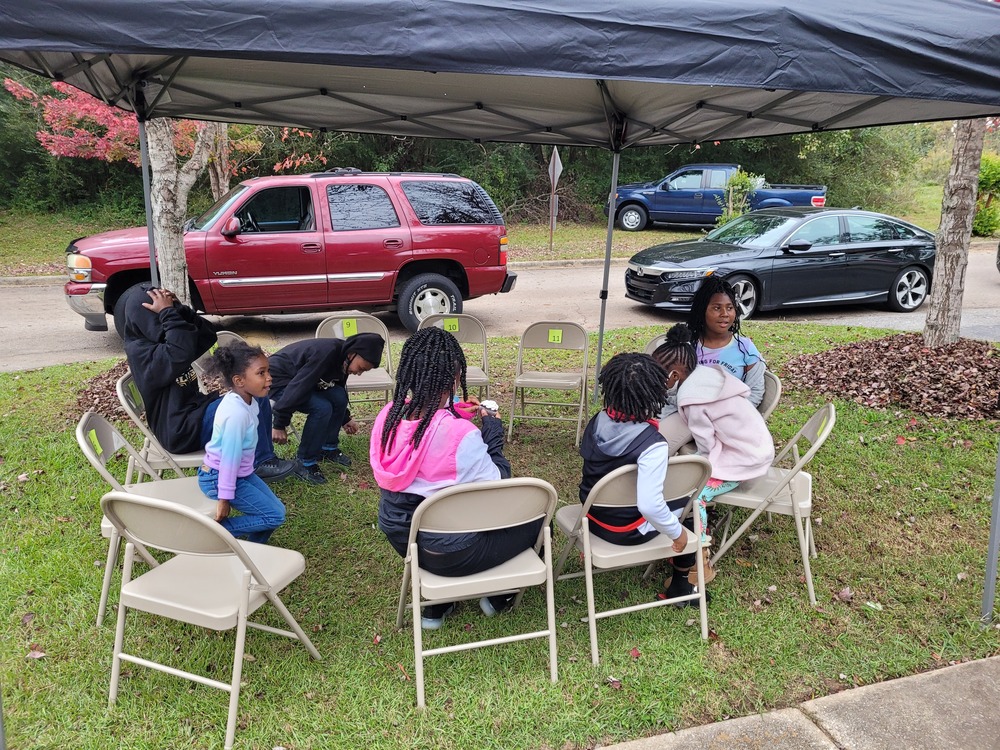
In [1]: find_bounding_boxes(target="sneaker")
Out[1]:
[292,460,328,485]
[421,602,456,630]
[656,573,711,607]
[480,594,516,617]
[254,457,295,483]
[320,448,352,467]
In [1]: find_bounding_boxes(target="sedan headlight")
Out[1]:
[629,263,715,281]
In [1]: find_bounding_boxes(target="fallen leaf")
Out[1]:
[606,676,622,690]
[397,663,411,681]
[373,634,382,645]
[17,473,29,482]
[629,647,640,660]
[55,516,72,523]
[26,648,45,659]
[21,612,34,626]
[957,572,969,582]
[767,585,778,592]
[243,654,256,662]
[895,436,906,445]
[865,601,883,611]
[835,586,854,602]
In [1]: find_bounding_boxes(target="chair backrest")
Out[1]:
[757,369,782,420]
[774,403,835,470]
[116,372,186,474]
[583,454,712,516]
[215,330,248,348]
[418,313,488,368]
[315,312,393,374]
[101,491,270,583]
[409,478,558,546]
[644,332,668,356]
[76,411,161,491]
[516,321,589,379]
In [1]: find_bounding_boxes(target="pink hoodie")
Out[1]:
[678,365,775,481]
[370,403,501,496]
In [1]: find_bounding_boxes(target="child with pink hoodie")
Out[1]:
[370,327,534,630]
[652,323,775,535]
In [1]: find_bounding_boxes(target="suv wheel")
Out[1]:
[397,273,462,332]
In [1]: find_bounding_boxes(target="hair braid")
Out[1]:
[598,352,669,422]
[651,323,698,373]
[380,327,468,451]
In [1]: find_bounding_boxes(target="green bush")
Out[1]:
[972,198,1000,236]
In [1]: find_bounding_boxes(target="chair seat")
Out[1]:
[142,445,205,470]
[514,371,584,390]
[348,368,394,391]
[418,547,547,602]
[120,541,306,630]
[714,469,812,516]
[556,505,701,569]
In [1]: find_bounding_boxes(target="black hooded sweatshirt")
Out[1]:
[121,283,218,454]
[267,333,385,431]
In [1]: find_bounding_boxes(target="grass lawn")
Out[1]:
[2,321,999,750]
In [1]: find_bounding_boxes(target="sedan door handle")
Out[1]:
[300,243,322,253]
[828,252,846,257]
[383,238,404,249]
[887,248,903,253]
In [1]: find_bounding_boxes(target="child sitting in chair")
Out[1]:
[579,352,700,603]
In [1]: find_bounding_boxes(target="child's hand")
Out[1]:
[215,499,232,523]
[671,529,688,553]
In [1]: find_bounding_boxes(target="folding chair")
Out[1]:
[116,371,205,483]
[394,478,559,708]
[418,313,490,397]
[101,492,321,750]
[315,312,394,407]
[76,411,215,626]
[507,321,589,446]
[758,369,782,420]
[191,330,248,394]
[644,332,668,356]
[709,403,836,606]
[553,455,712,665]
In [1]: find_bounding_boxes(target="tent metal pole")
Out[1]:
[592,150,621,401]
[137,119,159,288]
[980,437,1000,626]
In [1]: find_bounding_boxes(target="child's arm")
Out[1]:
[685,405,719,458]
[635,442,684,541]
[743,359,766,407]
[479,414,512,479]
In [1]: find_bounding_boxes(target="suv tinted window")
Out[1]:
[401,180,503,225]
[236,187,311,232]
[326,184,400,230]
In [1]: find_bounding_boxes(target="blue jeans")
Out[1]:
[270,385,348,462]
[201,396,276,466]
[197,467,286,544]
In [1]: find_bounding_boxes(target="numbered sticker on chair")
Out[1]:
[88,428,103,456]
[548,328,563,344]
[443,317,460,332]
[342,318,358,337]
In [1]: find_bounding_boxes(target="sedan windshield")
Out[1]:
[189,184,250,230]
[704,213,799,248]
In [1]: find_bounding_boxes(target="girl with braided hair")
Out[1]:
[652,323,774,541]
[371,327,532,630]
[579,352,701,604]
[687,276,766,407]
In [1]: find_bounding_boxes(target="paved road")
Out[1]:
[2,248,997,373]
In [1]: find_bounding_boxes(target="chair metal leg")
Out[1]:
[795,517,817,606]
[109,542,135,706]
[543,527,558,683]
[582,531,600,665]
[98,529,120,627]
[507,388,517,441]
[396,562,412,629]
[553,534,578,580]
[265,592,322,660]
[224,571,251,750]
[410,543,426,708]
[808,519,818,558]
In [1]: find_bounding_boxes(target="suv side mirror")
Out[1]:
[221,217,241,238]
[785,239,813,252]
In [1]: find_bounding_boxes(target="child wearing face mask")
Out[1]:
[652,323,774,537]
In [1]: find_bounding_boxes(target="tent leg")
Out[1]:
[593,150,620,401]
[137,119,159,288]
[980,436,1000,626]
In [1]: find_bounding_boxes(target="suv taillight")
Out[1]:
[811,196,826,207]
[499,235,508,265]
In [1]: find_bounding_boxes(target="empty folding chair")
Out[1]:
[395,478,559,708]
[554,455,712,664]
[116,371,205,483]
[710,403,836,605]
[507,321,589,446]
[76,411,216,626]
[418,313,491,397]
[315,312,394,407]
[101,492,321,750]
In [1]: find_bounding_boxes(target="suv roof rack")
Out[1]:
[309,168,463,179]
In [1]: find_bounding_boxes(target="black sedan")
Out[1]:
[625,207,935,318]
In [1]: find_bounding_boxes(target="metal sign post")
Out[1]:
[547,147,563,256]
[981,436,1000,626]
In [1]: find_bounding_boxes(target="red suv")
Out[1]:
[65,169,516,335]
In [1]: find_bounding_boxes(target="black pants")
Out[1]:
[419,518,545,577]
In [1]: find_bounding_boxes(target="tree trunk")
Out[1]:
[206,122,230,200]
[922,118,986,348]
[146,119,216,306]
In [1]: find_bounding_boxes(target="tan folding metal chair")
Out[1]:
[507,321,589,446]
[191,330,248,394]
[395,478,559,708]
[101,492,321,750]
[644,332,668,355]
[418,313,490,397]
[710,403,836,606]
[758,369,782,420]
[553,455,712,665]
[76,411,216,626]
[116,371,205,483]
[315,312,394,407]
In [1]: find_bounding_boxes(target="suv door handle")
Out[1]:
[300,243,322,253]
[383,238,404,249]
[693,192,703,198]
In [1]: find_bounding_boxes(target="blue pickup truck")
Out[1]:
[609,163,827,231]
